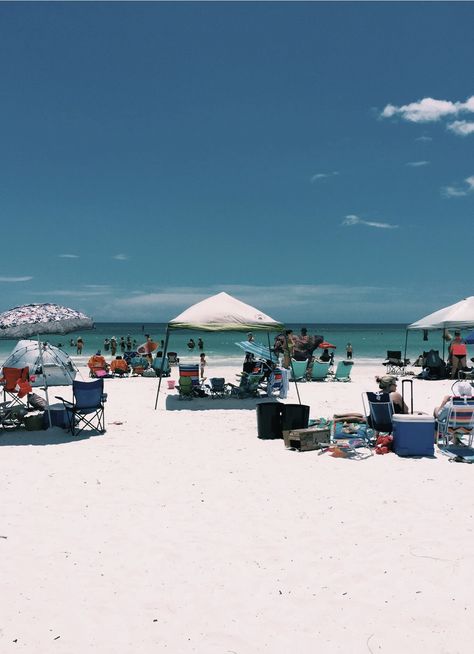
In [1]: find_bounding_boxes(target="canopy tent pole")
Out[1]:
[403,329,409,363]
[37,335,52,428]
[154,327,170,409]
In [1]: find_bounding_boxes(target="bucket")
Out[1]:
[256,401,283,439]
[167,379,176,389]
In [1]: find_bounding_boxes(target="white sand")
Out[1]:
[1,361,473,653]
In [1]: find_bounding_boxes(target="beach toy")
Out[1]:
[167,379,176,389]
[137,341,158,355]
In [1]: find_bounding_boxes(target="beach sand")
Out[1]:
[1,362,473,653]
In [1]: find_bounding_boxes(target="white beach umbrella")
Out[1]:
[0,303,94,425]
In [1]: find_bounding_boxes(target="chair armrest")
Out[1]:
[101,393,108,402]
[54,395,74,407]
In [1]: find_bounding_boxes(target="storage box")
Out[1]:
[283,425,331,451]
[392,414,435,457]
[24,413,45,431]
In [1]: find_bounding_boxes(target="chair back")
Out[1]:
[364,392,394,432]
[240,372,263,391]
[334,360,353,380]
[2,366,30,392]
[386,350,402,361]
[167,352,179,364]
[73,379,104,409]
[178,376,194,395]
[310,360,330,381]
[446,397,474,437]
[210,378,226,392]
[178,364,200,387]
[152,357,170,375]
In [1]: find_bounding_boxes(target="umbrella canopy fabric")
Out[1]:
[235,341,279,362]
[318,341,336,349]
[168,292,283,332]
[408,296,474,331]
[3,339,77,386]
[464,331,474,344]
[0,303,93,339]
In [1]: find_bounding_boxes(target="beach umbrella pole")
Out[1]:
[37,335,52,428]
[154,327,170,409]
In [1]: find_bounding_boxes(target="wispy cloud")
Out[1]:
[447,120,474,136]
[381,95,474,136]
[112,254,129,261]
[406,161,429,167]
[310,171,339,183]
[58,254,79,259]
[415,135,433,142]
[0,276,33,282]
[441,175,474,198]
[342,214,398,229]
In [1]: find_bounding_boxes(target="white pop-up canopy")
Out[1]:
[154,291,286,408]
[408,296,474,330]
[168,291,284,332]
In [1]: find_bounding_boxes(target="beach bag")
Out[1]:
[142,368,156,377]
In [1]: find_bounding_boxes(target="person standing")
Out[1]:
[346,343,353,360]
[198,337,204,350]
[200,352,207,379]
[76,337,84,355]
[110,337,117,356]
[449,331,467,379]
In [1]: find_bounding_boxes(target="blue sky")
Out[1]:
[0,2,472,323]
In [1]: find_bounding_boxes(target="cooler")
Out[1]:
[392,414,435,457]
[43,402,69,429]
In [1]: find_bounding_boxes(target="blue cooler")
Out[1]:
[392,414,435,457]
[43,403,69,429]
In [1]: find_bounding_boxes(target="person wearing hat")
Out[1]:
[375,375,409,414]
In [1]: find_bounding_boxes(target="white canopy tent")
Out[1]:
[154,292,285,408]
[406,296,474,361]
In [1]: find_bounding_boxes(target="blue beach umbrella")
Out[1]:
[464,331,474,344]
[235,340,279,362]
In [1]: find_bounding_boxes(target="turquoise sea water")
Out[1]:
[0,322,459,367]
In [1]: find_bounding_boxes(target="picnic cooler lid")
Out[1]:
[392,414,435,424]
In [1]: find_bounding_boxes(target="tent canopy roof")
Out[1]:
[408,296,474,330]
[168,292,284,332]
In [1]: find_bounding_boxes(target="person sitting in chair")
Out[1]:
[375,375,408,414]
[434,381,473,425]
[88,351,109,377]
[110,355,129,377]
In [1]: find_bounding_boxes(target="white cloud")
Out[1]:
[342,214,398,229]
[447,120,474,136]
[415,135,433,142]
[381,95,474,135]
[310,171,339,183]
[406,161,429,167]
[113,254,129,261]
[58,254,79,259]
[0,276,33,282]
[441,175,474,198]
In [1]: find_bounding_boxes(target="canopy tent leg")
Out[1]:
[154,328,170,409]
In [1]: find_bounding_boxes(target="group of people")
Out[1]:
[187,338,204,351]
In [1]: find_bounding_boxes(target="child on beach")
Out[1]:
[200,352,206,379]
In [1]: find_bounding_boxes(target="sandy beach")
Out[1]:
[1,361,473,653]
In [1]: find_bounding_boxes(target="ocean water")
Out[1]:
[0,322,456,368]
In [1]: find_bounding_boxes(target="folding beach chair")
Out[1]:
[226,371,264,398]
[382,351,410,375]
[56,379,107,437]
[436,397,474,446]
[176,376,195,400]
[331,360,354,382]
[290,359,308,381]
[167,352,180,365]
[362,392,394,435]
[310,360,331,381]
[1,366,32,408]
[206,377,227,399]
[152,356,171,377]
[267,368,283,396]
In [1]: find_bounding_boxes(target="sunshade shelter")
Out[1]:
[406,296,474,359]
[154,291,286,408]
[3,339,78,387]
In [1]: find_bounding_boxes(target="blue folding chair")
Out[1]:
[56,379,107,437]
[362,392,394,434]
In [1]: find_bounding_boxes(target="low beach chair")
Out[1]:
[177,376,194,400]
[267,368,283,396]
[436,397,474,446]
[289,359,308,381]
[167,352,180,365]
[206,377,227,399]
[310,360,330,381]
[362,392,394,435]
[152,356,171,377]
[226,371,264,398]
[178,364,200,388]
[56,379,107,437]
[332,360,354,382]
[383,350,410,375]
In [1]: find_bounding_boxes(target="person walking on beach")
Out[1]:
[200,352,207,379]
[76,337,84,355]
[346,343,353,359]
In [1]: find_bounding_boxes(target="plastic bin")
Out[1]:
[256,402,283,439]
[167,380,176,389]
[282,404,310,432]
[392,414,435,457]
[43,403,68,429]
